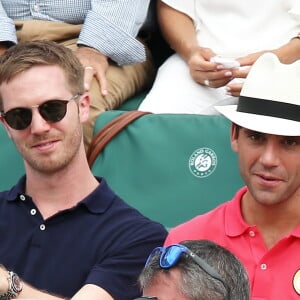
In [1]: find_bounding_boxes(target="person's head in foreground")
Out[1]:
[215,52,300,209]
[135,240,250,300]
[0,40,88,173]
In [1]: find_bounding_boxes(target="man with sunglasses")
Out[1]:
[0,0,155,151]
[164,53,300,299]
[134,240,250,300]
[0,40,167,300]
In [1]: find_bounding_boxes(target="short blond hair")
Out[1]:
[0,40,85,110]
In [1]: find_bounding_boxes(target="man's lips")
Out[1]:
[254,172,284,185]
[32,139,59,150]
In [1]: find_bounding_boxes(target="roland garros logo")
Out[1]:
[189,148,217,178]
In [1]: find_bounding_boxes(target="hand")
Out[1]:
[75,46,109,96]
[0,265,9,295]
[225,67,250,97]
[187,47,234,88]
[225,50,269,96]
[226,42,300,97]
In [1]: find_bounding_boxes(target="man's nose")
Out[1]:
[259,141,280,167]
[29,108,51,134]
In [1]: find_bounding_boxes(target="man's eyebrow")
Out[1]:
[243,128,261,134]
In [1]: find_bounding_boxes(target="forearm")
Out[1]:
[78,0,150,65]
[157,1,198,62]
[0,265,63,300]
[18,283,64,300]
[1,274,112,300]
[20,283,113,300]
[272,36,300,64]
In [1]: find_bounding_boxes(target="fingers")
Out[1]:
[83,66,95,91]
[226,82,243,97]
[208,76,233,88]
[200,65,251,89]
[83,66,108,96]
[203,77,232,88]
[191,68,233,88]
[231,66,251,79]
[95,69,108,96]
[189,57,234,88]
[203,79,210,87]
[76,46,109,96]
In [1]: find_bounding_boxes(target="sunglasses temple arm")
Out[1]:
[190,253,229,299]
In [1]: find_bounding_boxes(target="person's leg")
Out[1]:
[82,53,155,151]
[138,53,237,114]
[62,40,155,151]
[15,20,83,42]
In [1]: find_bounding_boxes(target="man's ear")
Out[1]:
[231,123,239,153]
[78,93,90,123]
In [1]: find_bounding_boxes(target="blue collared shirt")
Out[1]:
[0,0,150,65]
[0,176,167,299]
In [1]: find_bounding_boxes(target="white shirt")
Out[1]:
[162,0,300,58]
[138,0,300,114]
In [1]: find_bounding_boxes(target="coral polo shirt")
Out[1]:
[165,187,300,299]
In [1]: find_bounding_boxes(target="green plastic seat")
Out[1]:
[118,91,147,111]
[0,125,24,191]
[91,111,244,229]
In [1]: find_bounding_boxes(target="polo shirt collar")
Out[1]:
[291,226,300,238]
[82,177,116,213]
[225,186,252,237]
[5,176,26,201]
[225,187,300,239]
[5,176,115,214]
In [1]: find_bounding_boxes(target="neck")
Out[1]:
[241,191,300,249]
[24,154,99,220]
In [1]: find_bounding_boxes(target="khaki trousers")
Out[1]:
[15,20,155,150]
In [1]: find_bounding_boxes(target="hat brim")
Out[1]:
[215,105,300,136]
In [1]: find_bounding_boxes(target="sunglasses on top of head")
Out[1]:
[133,244,229,300]
[0,94,81,130]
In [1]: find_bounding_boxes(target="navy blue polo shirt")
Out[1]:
[0,176,167,300]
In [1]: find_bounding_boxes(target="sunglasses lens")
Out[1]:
[160,245,184,268]
[39,100,68,123]
[145,247,162,267]
[5,108,32,130]
[134,296,158,300]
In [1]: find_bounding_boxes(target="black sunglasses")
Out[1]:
[136,244,229,300]
[0,94,81,130]
[133,298,157,300]
[133,297,158,300]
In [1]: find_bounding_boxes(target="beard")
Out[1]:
[14,123,83,175]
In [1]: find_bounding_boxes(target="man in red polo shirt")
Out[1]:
[165,52,300,299]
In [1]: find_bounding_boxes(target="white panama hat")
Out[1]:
[215,52,300,136]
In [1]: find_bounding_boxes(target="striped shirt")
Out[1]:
[0,0,151,65]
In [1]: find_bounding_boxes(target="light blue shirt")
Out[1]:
[0,0,151,65]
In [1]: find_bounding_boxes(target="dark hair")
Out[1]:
[233,123,241,138]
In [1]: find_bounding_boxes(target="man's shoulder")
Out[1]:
[165,187,247,244]
[94,177,167,235]
[171,201,229,232]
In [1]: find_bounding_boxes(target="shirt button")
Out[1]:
[19,195,26,201]
[30,209,37,215]
[249,230,255,237]
[260,263,267,270]
[40,224,46,231]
